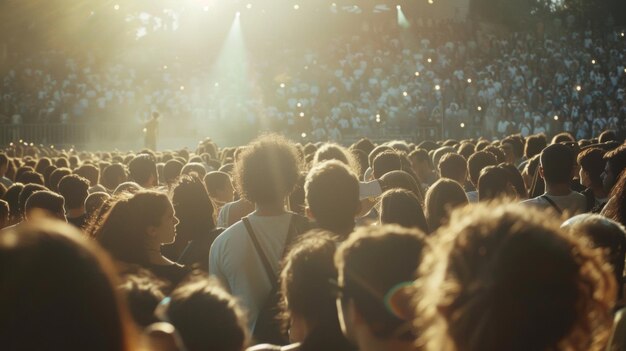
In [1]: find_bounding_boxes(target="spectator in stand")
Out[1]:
[379,189,429,233]
[602,144,626,195]
[305,160,360,238]
[466,151,498,203]
[501,136,525,167]
[0,220,139,351]
[408,149,436,188]
[129,154,158,188]
[437,153,467,186]
[414,204,615,351]
[0,153,13,188]
[522,144,587,217]
[209,134,309,342]
[24,190,66,222]
[95,191,190,286]
[425,179,468,232]
[75,164,108,194]
[102,163,128,193]
[204,171,235,217]
[163,159,185,189]
[578,148,609,212]
[372,151,402,180]
[477,166,516,201]
[335,225,428,351]
[519,134,547,172]
[48,167,72,193]
[157,276,249,351]
[16,171,44,185]
[58,174,90,228]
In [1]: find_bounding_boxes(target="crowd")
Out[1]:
[2,127,626,351]
[2,20,626,141]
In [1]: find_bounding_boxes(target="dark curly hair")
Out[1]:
[233,134,301,205]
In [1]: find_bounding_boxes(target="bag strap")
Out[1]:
[541,195,563,214]
[242,214,299,287]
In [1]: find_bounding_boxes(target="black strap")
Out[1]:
[242,214,298,287]
[541,195,562,214]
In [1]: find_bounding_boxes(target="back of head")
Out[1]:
[368,145,392,168]
[119,270,166,327]
[58,174,90,210]
[468,151,498,186]
[233,134,301,205]
[203,171,231,197]
[0,200,8,229]
[49,167,72,192]
[599,130,617,144]
[3,183,24,222]
[313,143,360,175]
[181,162,207,179]
[604,144,626,182]
[577,148,606,188]
[16,171,44,185]
[305,160,359,236]
[129,154,157,187]
[551,132,575,145]
[380,189,429,233]
[0,220,134,351]
[425,179,468,232]
[172,175,215,241]
[163,159,184,185]
[163,276,248,351]
[438,153,467,183]
[25,190,66,221]
[85,192,111,218]
[102,163,127,191]
[18,183,48,219]
[540,143,575,185]
[478,166,512,201]
[432,147,456,171]
[372,150,402,179]
[379,170,423,201]
[525,134,547,159]
[415,203,615,351]
[74,164,100,187]
[335,225,428,340]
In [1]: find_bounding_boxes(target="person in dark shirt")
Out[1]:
[58,174,89,229]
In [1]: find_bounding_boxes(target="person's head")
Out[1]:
[562,214,626,300]
[74,164,100,187]
[467,151,498,187]
[102,163,127,191]
[203,171,234,204]
[3,183,24,223]
[602,144,626,193]
[24,190,66,222]
[0,153,9,176]
[540,143,576,186]
[499,163,528,199]
[113,181,142,196]
[163,159,184,186]
[0,200,8,229]
[379,189,429,233]
[58,174,89,211]
[95,191,179,265]
[85,192,111,219]
[159,276,248,351]
[478,166,516,201]
[119,270,167,327]
[280,231,343,343]
[313,143,360,175]
[414,203,615,351]
[551,132,575,145]
[577,148,606,189]
[599,130,617,144]
[372,150,402,179]
[305,160,360,236]
[18,183,48,221]
[16,171,44,185]
[379,170,424,202]
[48,167,72,192]
[525,134,547,159]
[501,136,524,161]
[438,153,467,185]
[171,175,215,243]
[425,179,468,232]
[0,220,137,351]
[129,154,158,188]
[335,225,428,345]
[233,134,301,207]
[181,162,207,179]
[408,149,433,183]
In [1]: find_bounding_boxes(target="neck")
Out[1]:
[591,185,608,199]
[147,242,171,265]
[255,200,286,216]
[66,208,85,218]
[545,183,571,196]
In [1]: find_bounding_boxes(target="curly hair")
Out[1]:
[414,203,616,351]
[233,134,301,205]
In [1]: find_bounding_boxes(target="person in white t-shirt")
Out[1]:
[209,135,309,339]
[522,144,587,218]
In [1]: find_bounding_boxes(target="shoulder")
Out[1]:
[211,221,246,250]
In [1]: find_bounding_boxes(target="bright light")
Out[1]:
[376,113,381,118]
[293,4,300,10]
[299,112,305,117]
[297,102,302,107]
[427,58,432,63]
[428,0,434,4]
[246,4,252,9]
[113,4,120,10]
[477,106,482,111]
[143,128,147,133]
[214,82,219,87]
[180,86,185,91]
[576,85,582,91]
[304,66,309,70]
[622,32,625,37]
[554,115,559,121]
[592,59,596,64]
[236,11,241,17]
[203,6,209,11]
[332,3,337,7]
[415,71,420,77]
[280,83,285,88]
[9,142,13,146]
[396,5,401,10]
[163,65,168,70]
[301,132,307,138]
[403,91,408,97]
[460,123,465,128]
[435,85,441,91]
[467,78,472,83]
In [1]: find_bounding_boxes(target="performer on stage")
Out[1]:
[144,112,159,151]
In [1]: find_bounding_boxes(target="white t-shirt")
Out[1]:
[521,192,587,218]
[209,212,293,331]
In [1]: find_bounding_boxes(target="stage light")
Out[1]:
[297,102,302,107]
[163,65,168,70]
[576,85,581,91]
[246,4,252,9]
[415,71,420,76]
[591,59,596,64]
[9,142,13,146]
[427,58,432,63]
[376,113,381,118]
[294,4,300,10]
[622,32,625,37]
[477,106,482,111]
[236,11,241,18]
[280,83,285,88]
[396,5,401,10]
[114,4,120,10]
[554,115,559,121]
[203,6,209,11]
[301,132,307,138]
[403,91,408,97]
[214,82,219,87]
[428,0,434,4]
[460,123,465,128]
[299,112,305,117]
[180,86,185,91]
[435,85,440,91]
[467,78,472,83]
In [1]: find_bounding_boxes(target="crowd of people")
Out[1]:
[2,127,626,351]
[2,19,626,142]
